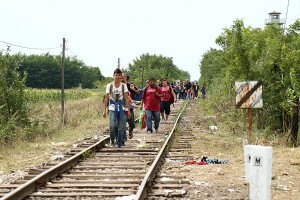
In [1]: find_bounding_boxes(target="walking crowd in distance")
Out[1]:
[102,68,205,148]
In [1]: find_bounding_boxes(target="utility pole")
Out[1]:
[61,38,65,127]
[117,58,120,68]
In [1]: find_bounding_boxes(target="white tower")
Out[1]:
[265,11,285,26]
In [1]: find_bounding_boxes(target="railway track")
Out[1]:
[0,100,196,200]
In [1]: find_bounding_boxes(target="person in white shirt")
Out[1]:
[102,68,131,148]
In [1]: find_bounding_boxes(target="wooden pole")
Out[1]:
[61,38,65,126]
[248,108,252,140]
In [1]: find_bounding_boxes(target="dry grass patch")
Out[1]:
[0,96,109,174]
[185,99,300,199]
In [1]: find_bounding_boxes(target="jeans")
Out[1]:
[123,113,128,141]
[128,108,135,133]
[109,111,125,146]
[145,110,160,133]
[186,92,190,99]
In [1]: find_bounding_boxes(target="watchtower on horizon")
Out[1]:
[265,11,285,26]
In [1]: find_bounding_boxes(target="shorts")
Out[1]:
[160,101,171,115]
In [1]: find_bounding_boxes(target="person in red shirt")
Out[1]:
[160,79,177,123]
[140,77,163,133]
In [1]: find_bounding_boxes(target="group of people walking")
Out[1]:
[139,77,177,134]
[102,68,206,148]
[172,81,206,100]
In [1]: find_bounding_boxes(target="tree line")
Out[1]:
[16,53,105,89]
[123,53,190,88]
[0,47,190,143]
[199,19,300,146]
[0,49,105,142]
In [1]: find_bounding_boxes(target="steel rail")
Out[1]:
[134,100,189,200]
[1,136,110,200]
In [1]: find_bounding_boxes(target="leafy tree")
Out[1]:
[280,20,300,145]
[80,66,103,88]
[124,53,190,88]
[0,49,29,141]
[200,19,300,145]
[199,48,226,86]
[18,54,104,89]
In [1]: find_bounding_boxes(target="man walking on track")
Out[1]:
[140,77,163,133]
[102,68,131,148]
[122,73,140,139]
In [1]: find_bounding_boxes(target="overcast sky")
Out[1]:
[1,0,299,81]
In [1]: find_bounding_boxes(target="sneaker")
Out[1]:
[155,129,158,133]
[122,142,125,146]
[128,132,133,139]
[146,130,152,134]
[118,144,122,148]
[110,142,116,147]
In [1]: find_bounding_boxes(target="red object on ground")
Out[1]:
[141,113,146,129]
[183,160,208,165]
[197,161,208,165]
[183,161,197,165]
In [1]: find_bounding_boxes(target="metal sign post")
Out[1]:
[248,108,252,139]
[235,81,263,140]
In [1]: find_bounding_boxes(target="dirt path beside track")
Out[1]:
[182,100,300,199]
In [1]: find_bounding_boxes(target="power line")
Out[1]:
[65,45,77,57]
[0,40,60,50]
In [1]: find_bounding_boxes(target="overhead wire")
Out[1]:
[65,45,77,57]
[0,40,60,50]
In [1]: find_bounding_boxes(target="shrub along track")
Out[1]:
[0,100,202,200]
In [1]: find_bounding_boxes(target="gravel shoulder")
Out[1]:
[183,100,300,199]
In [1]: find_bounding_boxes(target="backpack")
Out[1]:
[109,83,125,101]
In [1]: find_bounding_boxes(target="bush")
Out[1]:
[0,49,29,142]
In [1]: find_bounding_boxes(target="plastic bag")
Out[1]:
[141,112,146,129]
[139,110,143,129]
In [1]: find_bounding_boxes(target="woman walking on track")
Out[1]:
[160,79,177,124]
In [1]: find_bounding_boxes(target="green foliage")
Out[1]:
[199,48,226,86]
[95,77,114,90]
[0,49,29,141]
[17,53,104,89]
[200,19,300,144]
[82,150,93,159]
[123,53,190,88]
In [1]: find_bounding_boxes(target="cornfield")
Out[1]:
[25,89,96,103]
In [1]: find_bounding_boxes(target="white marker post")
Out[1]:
[248,145,272,200]
[243,145,255,183]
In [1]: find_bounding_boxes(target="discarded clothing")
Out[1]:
[183,160,208,165]
[201,156,228,164]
